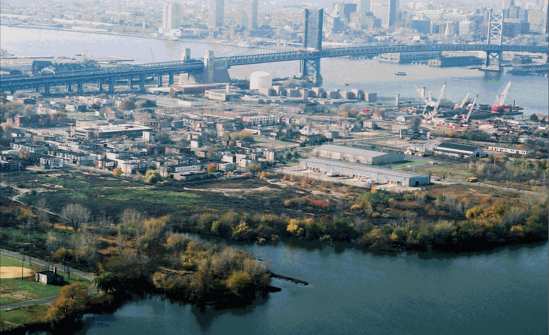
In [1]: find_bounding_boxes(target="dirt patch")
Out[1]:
[0,267,33,279]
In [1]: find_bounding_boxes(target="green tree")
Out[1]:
[144,170,161,184]
[226,271,253,297]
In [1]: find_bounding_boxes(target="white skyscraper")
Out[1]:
[371,0,399,29]
[359,0,371,16]
[162,1,183,32]
[208,0,225,31]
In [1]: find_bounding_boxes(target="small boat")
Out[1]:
[394,71,407,76]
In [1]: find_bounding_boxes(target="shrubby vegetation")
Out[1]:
[96,217,271,306]
[0,198,273,328]
[179,189,548,252]
[470,157,549,184]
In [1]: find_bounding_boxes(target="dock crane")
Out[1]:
[454,93,471,110]
[424,82,447,121]
[433,83,447,116]
[462,94,478,124]
[491,81,512,113]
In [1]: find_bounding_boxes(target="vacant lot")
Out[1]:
[2,171,306,218]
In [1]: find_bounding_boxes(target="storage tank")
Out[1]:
[249,71,272,91]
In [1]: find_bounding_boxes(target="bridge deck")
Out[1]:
[1,43,547,91]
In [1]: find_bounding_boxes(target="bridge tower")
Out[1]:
[484,9,504,72]
[301,8,324,86]
[545,1,549,64]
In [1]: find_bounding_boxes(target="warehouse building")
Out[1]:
[301,158,430,187]
[312,144,405,165]
[434,142,486,159]
[74,124,152,140]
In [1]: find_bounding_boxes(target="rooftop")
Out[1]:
[304,158,428,179]
[77,124,152,133]
[314,144,391,158]
[437,141,480,152]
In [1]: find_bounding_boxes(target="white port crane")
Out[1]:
[430,82,447,119]
[457,93,471,109]
[463,94,478,124]
[495,81,512,107]
[420,83,447,121]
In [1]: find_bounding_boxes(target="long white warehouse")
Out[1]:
[301,158,430,187]
[312,144,405,165]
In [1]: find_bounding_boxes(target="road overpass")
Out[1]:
[1,43,548,95]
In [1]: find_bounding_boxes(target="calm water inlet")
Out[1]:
[79,244,548,335]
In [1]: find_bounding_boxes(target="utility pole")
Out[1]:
[21,255,25,280]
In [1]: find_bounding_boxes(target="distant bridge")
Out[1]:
[1,43,548,95]
[218,43,549,66]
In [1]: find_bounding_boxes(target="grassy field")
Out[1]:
[2,170,303,218]
[0,254,90,306]
[0,254,59,305]
[0,278,60,305]
[0,305,48,331]
[0,253,35,268]
[396,161,474,181]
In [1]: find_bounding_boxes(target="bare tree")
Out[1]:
[61,203,90,232]
[36,198,51,228]
[120,208,145,237]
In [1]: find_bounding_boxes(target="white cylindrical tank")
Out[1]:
[249,71,272,91]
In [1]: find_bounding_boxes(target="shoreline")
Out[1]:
[0,24,283,54]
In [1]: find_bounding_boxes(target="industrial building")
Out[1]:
[73,124,152,139]
[312,145,405,165]
[301,158,430,187]
[434,142,486,158]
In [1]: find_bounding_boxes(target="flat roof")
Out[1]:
[314,144,393,158]
[77,124,152,133]
[303,158,428,179]
[437,141,479,152]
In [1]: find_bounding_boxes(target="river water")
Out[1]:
[1,26,548,115]
[1,26,548,335]
[77,244,548,335]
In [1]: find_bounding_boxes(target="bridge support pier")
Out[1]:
[77,82,84,95]
[99,81,104,93]
[44,84,51,96]
[300,58,322,86]
[139,75,146,92]
[485,51,503,71]
[168,73,174,86]
[157,75,163,87]
[109,78,115,95]
[67,82,73,94]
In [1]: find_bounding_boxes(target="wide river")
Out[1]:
[1,26,548,335]
[1,26,548,115]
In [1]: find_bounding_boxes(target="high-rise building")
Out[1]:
[359,0,371,17]
[502,0,515,9]
[388,0,399,28]
[249,0,258,31]
[371,0,399,29]
[162,1,184,32]
[208,0,224,31]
